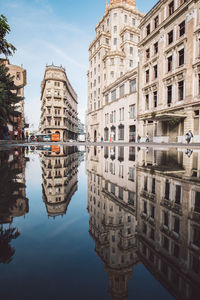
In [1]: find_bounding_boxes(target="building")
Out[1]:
[87,0,143,142]
[87,145,200,298]
[136,147,200,299]
[41,145,78,218]
[138,0,200,143]
[40,64,78,141]
[1,59,27,140]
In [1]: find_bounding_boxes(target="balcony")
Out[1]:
[189,210,200,222]
[140,190,156,202]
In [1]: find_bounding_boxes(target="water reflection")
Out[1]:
[0,145,199,299]
[0,147,28,263]
[87,146,200,299]
[41,146,78,218]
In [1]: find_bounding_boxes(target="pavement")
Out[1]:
[0,140,200,150]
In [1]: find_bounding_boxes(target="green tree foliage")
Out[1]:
[0,14,16,57]
[0,62,24,126]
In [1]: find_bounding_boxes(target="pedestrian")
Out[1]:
[14,129,18,140]
[146,133,149,143]
[25,131,29,142]
[22,131,25,141]
[185,130,193,144]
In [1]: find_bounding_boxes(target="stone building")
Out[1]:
[87,145,139,299]
[87,0,143,142]
[41,146,78,218]
[1,58,27,140]
[40,64,78,141]
[136,147,200,299]
[138,0,200,143]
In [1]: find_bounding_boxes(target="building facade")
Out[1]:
[40,64,78,141]
[1,59,27,140]
[41,145,78,218]
[87,0,143,142]
[138,0,200,143]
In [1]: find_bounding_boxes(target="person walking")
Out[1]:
[185,130,193,144]
[25,131,29,142]
[14,129,18,140]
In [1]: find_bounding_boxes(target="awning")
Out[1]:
[154,113,186,121]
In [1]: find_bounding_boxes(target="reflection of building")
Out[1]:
[0,148,29,263]
[138,0,200,143]
[87,146,139,299]
[1,58,27,140]
[137,148,200,299]
[87,146,200,299]
[41,146,78,218]
[87,0,143,142]
[40,64,78,141]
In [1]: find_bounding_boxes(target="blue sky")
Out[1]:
[0,0,157,130]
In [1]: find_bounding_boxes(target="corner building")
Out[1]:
[138,0,200,143]
[40,64,78,141]
[88,0,143,142]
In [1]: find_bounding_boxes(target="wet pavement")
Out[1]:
[0,144,199,299]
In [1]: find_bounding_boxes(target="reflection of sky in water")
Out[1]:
[2,146,196,299]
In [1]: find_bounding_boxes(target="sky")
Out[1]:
[0,0,157,131]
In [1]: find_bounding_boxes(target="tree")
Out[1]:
[0,62,24,126]
[0,14,16,57]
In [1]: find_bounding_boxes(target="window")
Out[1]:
[178,80,184,101]
[168,56,173,72]
[129,60,133,67]
[130,33,133,41]
[111,58,114,65]
[198,74,200,94]
[111,183,115,195]
[105,94,109,104]
[128,191,134,204]
[165,180,170,199]
[130,79,136,93]
[106,38,109,45]
[151,205,155,219]
[169,1,174,16]
[130,47,133,55]
[167,85,172,105]
[150,228,155,240]
[118,125,124,140]
[193,227,200,247]
[119,108,124,121]
[119,187,123,200]
[114,38,117,45]
[154,42,158,54]
[124,15,127,23]
[179,21,185,36]
[114,25,117,33]
[16,72,21,80]
[129,147,135,161]
[164,211,169,227]
[118,146,124,161]
[175,185,181,204]
[174,217,180,234]
[194,191,200,213]
[145,94,149,110]
[111,71,114,78]
[111,89,116,101]
[146,70,149,83]
[154,65,158,79]
[143,201,147,214]
[179,49,184,66]
[129,105,135,119]
[154,16,159,29]
[144,176,148,191]
[152,178,156,194]
[168,30,173,44]
[146,48,150,60]
[132,18,135,26]
[146,24,150,36]
[153,91,157,108]
[120,84,125,97]
[129,167,134,181]
[173,244,180,258]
